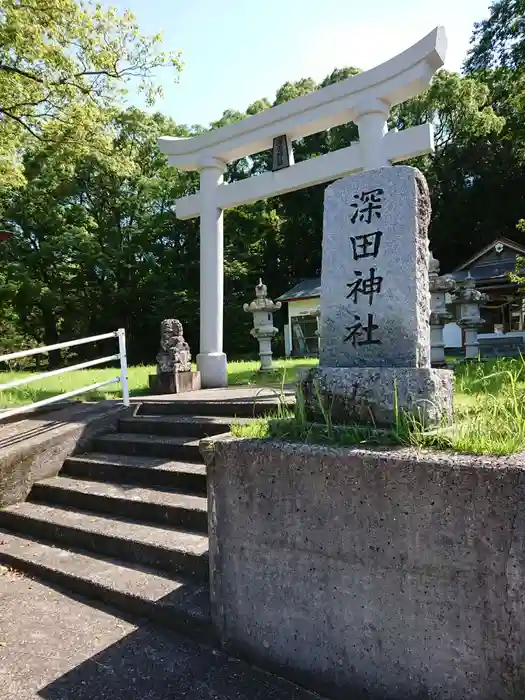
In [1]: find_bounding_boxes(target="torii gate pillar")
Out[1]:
[197,157,228,388]
[160,27,447,388]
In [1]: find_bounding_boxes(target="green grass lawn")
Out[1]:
[230,357,525,456]
[226,358,318,386]
[0,358,318,409]
[2,356,525,455]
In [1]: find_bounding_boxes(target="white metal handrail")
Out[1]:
[0,328,130,421]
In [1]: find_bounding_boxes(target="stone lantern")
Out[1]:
[243,279,282,371]
[453,273,488,360]
[428,252,456,367]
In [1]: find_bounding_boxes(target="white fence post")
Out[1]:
[117,328,130,407]
[0,328,132,421]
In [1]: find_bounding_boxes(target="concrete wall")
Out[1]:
[0,401,128,506]
[202,437,525,700]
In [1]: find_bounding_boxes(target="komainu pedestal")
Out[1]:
[148,319,201,394]
[302,166,452,427]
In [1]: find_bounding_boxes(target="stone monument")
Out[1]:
[243,279,281,371]
[148,319,201,394]
[429,252,456,368]
[301,165,453,427]
[454,273,488,360]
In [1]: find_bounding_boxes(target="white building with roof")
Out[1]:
[276,279,321,357]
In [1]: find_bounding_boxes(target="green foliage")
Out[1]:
[392,70,507,271]
[430,358,525,455]
[0,0,182,188]
[465,0,525,71]
[393,70,504,151]
[510,220,525,286]
[226,358,318,386]
[230,418,271,440]
[460,1,525,272]
[1,107,199,365]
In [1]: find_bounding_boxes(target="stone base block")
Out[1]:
[148,370,201,394]
[300,366,453,427]
[197,352,228,388]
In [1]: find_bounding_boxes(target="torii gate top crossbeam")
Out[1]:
[159,27,446,171]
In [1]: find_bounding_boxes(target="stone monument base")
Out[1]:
[300,366,453,428]
[148,370,201,395]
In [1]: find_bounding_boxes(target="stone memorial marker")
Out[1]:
[148,319,201,394]
[303,165,453,426]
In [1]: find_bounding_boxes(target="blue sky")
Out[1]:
[111,0,492,128]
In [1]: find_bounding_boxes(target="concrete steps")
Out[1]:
[0,501,209,579]
[62,452,207,492]
[137,398,289,418]
[29,476,208,532]
[118,414,240,438]
[0,396,280,647]
[0,531,213,642]
[92,432,202,461]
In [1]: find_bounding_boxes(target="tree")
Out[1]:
[510,220,525,287]
[1,107,198,365]
[0,269,33,358]
[465,0,525,71]
[462,1,525,272]
[464,0,525,155]
[246,98,271,116]
[0,0,181,187]
[390,70,505,270]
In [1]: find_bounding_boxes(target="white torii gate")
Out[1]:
[159,27,447,388]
